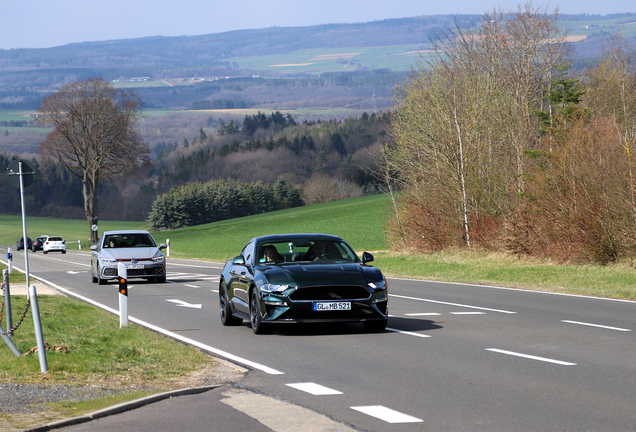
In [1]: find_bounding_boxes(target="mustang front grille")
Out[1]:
[289,285,371,301]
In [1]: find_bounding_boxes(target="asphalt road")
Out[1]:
[6,249,636,431]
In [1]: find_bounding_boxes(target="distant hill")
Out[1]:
[0,13,634,111]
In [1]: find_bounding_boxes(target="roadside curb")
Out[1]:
[27,385,221,431]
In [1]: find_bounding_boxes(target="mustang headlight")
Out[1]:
[100,257,116,264]
[368,279,387,290]
[259,283,289,293]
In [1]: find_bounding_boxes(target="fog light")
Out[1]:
[264,300,288,306]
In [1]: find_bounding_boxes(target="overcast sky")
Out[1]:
[1,0,634,50]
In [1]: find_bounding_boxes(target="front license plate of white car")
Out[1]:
[126,264,144,269]
[313,302,351,311]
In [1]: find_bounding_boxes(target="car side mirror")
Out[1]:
[90,245,97,251]
[232,255,245,265]
[159,243,167,250]
[362,252,374,263]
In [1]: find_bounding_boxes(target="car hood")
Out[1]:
[100,248,162,260]
[259,262,382,287]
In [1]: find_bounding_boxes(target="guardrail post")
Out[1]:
[28,285,48,373]
[3,270,12,332]
[118,263,128,328]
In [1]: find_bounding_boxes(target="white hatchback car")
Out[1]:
[43,236,66,254]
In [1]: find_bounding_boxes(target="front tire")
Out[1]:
[250,289,270,334]
[97,268,107,285]
[220,282,242,326]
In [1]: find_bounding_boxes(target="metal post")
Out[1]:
[18,161,31,298]
[28,285,48,373]
[0,323,21,356]
[6,247,12,274]
[118,263,128,328]
[3,270,12,332]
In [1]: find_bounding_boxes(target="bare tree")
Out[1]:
[585,32,636,222]
[37,78,150,244]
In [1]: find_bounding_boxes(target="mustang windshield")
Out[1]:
[257,239,359,263]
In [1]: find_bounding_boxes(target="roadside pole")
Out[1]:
[118,263,129,328]
[18,161,31,297]
[6,159,36,299]
[28,285,48,373]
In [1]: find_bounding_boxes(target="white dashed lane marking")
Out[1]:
[351,406,423,423]
[386,327,431,338]
[450,312,486,315]
[390,293,516,314]
[562,320,631,332]
[405,313,441,316]
[486,348,577,366]
[286,383,343,395]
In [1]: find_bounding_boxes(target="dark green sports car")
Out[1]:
[219,233,389,334]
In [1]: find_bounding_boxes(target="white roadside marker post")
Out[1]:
[118,263,129,328]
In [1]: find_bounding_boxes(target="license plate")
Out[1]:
[313,302,351,311]
[126,264,144,269]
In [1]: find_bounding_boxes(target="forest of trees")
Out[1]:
[385,4,636,264]
[0,110,388,224]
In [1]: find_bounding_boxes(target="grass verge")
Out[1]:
[375,250,636,301]
[0,295,239,426]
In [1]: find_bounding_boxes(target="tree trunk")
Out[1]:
[83,173,99,245]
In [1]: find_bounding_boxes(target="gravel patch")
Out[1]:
[0,383,120,414]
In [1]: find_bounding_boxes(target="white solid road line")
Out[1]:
[286,382,343,395]
[351,405,423,423]
[390,294,517,314]
[561,320,631,332]
[486,348,577,366]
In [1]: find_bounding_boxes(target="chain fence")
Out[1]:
[0,281,31,336]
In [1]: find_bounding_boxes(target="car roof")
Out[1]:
[253,233,345,243]
[103,230,152,235]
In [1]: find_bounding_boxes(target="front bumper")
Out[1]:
[100,263,166,279]
[260,285,388,324]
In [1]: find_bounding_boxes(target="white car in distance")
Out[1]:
[43,236,67,254]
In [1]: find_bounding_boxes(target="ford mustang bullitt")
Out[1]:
[219,233,388,334]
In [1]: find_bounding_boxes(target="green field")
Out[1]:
[0,110,35,122]
[0,194,389,257]
[226,44,432,74]
[2,193,636,301]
